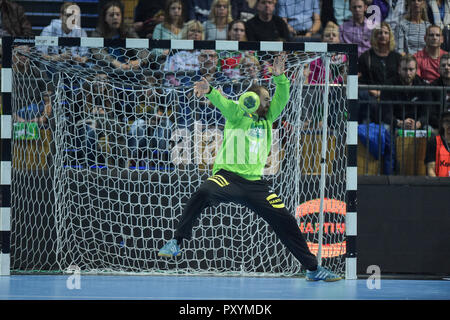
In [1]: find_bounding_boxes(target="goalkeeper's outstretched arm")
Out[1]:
[266,53,290,122]
[193,77,242,121]
[193,53,289,122]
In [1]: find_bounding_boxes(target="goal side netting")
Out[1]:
[7,39,350,277]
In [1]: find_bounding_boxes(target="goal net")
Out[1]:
[7,38,350,277]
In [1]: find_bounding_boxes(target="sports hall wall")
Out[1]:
[357,176,450,276]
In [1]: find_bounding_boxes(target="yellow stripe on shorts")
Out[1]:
[266,193,285,209]
[207,175,229,187]
[214,175,229,186]
[266,193,278,201]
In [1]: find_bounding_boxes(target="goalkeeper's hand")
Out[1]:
[272,52,287,76]
[194,77,211,98]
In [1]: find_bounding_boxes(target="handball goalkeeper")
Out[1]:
[159,53,341,281]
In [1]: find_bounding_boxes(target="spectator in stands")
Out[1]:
[11,45,30,74]
[358,22,402,122]
[186,0,214,22]
[163,20,204,84]
[218,20,250,79]
[75,72,116,166]
[11,46,52,98]
[308,22,347,84]
[425,110,450,177]
[380,54,433,130]
[11,48,54,154]
[227,19,248,41]
[414,25,447,83]
[15,90,53,126]
[427,0,450,29]
[146,104,174,165]
[128,76,174,167]
[238,53,262,82]
[395,0,431,54]
[151,0,185,60]
[276,0,321,39]
[231,0,257,21]
[331,0,352,25]
[0,0,33,64]
[384,0,406,33]
[0,0,33,37]
[133,0,166,38]
[177,50,228,128]
[245,0,291,41]
[93,1,137,39]
[203,0,233,40]
[38,3,89,64]
[339,0,372,57]
[322,0,381,28]
[189,49,228,89]
[321,21,341,44]
[430,53,450,111]
[152,0,185,40]
[302,22,347,129]
[91,0,146,70]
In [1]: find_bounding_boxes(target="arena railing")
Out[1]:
[357,84,446,176]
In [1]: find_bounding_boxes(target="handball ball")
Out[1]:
[238,91,260,114]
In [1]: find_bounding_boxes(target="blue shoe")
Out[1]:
[158,239,181,257]
[306,265,342,282]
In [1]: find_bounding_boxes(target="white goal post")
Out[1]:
[0,37,358,278]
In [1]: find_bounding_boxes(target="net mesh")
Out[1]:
[10,41,348,276]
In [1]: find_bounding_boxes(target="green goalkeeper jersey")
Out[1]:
[205,74,290,181]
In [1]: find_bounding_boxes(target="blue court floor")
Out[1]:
[0,275,449,300]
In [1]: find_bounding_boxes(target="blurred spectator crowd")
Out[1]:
[2,0,450,176]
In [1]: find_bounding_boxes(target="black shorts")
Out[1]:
[174,169,318,269]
